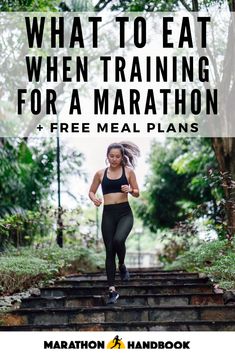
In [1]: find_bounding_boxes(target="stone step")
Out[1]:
[78,269,197,276]
[1,320,235,331]
[66,273,200,281]
[0,267,230,332]
[21,293,224,309]
[40,283,214,297]
[55,277,209,287]
[3,305,235,326]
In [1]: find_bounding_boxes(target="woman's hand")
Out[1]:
[121,184,132,193]
[92,197,103,207]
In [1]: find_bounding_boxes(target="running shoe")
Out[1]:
[106,290,119,305]
[119,264,130,281]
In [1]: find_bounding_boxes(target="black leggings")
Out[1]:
[101,202,134,287]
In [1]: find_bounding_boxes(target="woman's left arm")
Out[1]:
[128,169,140,198]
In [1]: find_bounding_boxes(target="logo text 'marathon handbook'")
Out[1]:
[44,337,191,350]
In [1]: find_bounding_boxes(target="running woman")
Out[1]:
[88,142,140,304]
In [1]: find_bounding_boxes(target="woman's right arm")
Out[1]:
[88,171,103,207]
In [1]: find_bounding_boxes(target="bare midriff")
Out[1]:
[103,192,128,205]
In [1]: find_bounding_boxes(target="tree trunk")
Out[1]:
[210,0,235,239]
[211,137,235,239]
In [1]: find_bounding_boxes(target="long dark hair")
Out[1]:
[106,141,140,168]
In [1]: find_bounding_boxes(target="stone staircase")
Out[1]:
[0,267,235,331]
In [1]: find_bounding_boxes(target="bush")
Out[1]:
[0,244,105,295]
[0,209,54,250]
[0,256,57,295]
[166,239,235,289]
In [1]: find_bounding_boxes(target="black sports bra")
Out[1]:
[101,165,129,195]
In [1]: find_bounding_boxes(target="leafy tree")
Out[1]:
[94,0,178,12]
[0,0,60,11]
[94,0,225,12]
[0,0,93,12]
[135,140,188,230]
[134,138,222,232]
[0,138,85,217]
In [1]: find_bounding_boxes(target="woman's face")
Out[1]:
[107,148,122,167]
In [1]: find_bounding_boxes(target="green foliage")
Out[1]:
[172,138,222,201]
[0,139,89,252]
[154,221,200,264]
[94,0,179,12]
[134,138,221,232]
[0,203,103,252]
[0,0,59,11]
[0,139,55,216]
[0,256,56,295]
[133,139,187,231]
[0,138,85,245]
[166,239,235,289]
[7,244,104,271]
[0,208,55,250]
[0,0,95,11]
[94,0,226,13]
[0,244,104,295]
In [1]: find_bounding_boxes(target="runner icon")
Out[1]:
[110,335,122,349]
